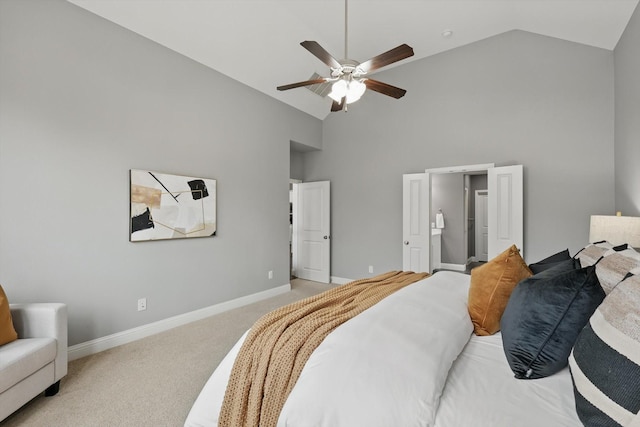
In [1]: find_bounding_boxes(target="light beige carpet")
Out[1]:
[1,279,334,427]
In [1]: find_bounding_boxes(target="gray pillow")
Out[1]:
[528,249,571,274]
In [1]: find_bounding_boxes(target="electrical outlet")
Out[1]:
[137,298,147,311]
[268,270,273,280]
[369,265,373,274]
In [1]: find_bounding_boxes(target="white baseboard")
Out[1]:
[67,283,291,361]
[439,263,467,272]
[330,276,353,285]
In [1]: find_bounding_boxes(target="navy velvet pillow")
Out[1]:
[528,249,572,274]
[501,262,605,379]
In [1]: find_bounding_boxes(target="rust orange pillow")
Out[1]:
[1,284,18,345]
[468,245,532,335]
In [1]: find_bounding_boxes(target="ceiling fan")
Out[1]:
[276,0,414,112]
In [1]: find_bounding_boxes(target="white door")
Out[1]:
[402,173,430,273]
[475,190,489,262]
[488,165,524,259]
[292,181,330,283]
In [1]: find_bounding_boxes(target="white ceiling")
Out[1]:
[67,0,638,120]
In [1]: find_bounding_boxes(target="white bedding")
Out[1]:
[185,271,581,427]
[434,333,581,427]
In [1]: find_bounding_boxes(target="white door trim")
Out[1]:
[425,163,495,174]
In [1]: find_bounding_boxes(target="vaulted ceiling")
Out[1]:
[68,0,638,120]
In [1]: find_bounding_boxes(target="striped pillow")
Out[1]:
[574,241,628,268]
[575,241,616,267]
[569,274,640,426]
[595,247,640,294]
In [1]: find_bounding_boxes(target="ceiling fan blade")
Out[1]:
[301,41,342,69]
[364,79,407,99]
[277,78,328,91]
[358,44,414,74]
[330,97,346,112]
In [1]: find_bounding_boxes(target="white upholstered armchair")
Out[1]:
[0,303,68,421]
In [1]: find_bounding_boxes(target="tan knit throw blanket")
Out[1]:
[218,270,430,427]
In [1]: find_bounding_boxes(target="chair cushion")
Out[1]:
[0,285,18,346]
[468,245,532,336]
[0,338,56,393]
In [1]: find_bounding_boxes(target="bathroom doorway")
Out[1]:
[431,171,487,270]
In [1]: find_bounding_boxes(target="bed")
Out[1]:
[185,237,640,427]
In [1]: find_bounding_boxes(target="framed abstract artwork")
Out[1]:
[129,169,217,242]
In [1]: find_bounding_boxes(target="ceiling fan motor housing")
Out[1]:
[331,58,363,78]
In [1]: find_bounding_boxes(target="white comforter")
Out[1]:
[185,271,473,427]
[434,333,581,427]
[187,270,585,426]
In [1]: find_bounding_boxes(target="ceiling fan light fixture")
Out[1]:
[346,79,366,103]
[328,78,366,104]
[328,79,347,102]
[277,0,413,112]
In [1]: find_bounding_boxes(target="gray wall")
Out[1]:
[305,30,615,280]
[290,150,304,181]
[0,0,321,346]
[1,1,629,347]
[615,3,640,216]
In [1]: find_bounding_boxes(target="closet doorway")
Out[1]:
[289,179,301,279]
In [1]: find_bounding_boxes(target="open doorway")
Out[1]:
[289,179,302,279]
[466,174,488,263]
[403,164,523,274]
[289,141,332,283]
[431,171,487,270]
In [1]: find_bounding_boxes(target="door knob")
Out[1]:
[404,241,409,245]
[324,236,329,239]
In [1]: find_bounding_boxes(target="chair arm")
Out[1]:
[9,303,68,381]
